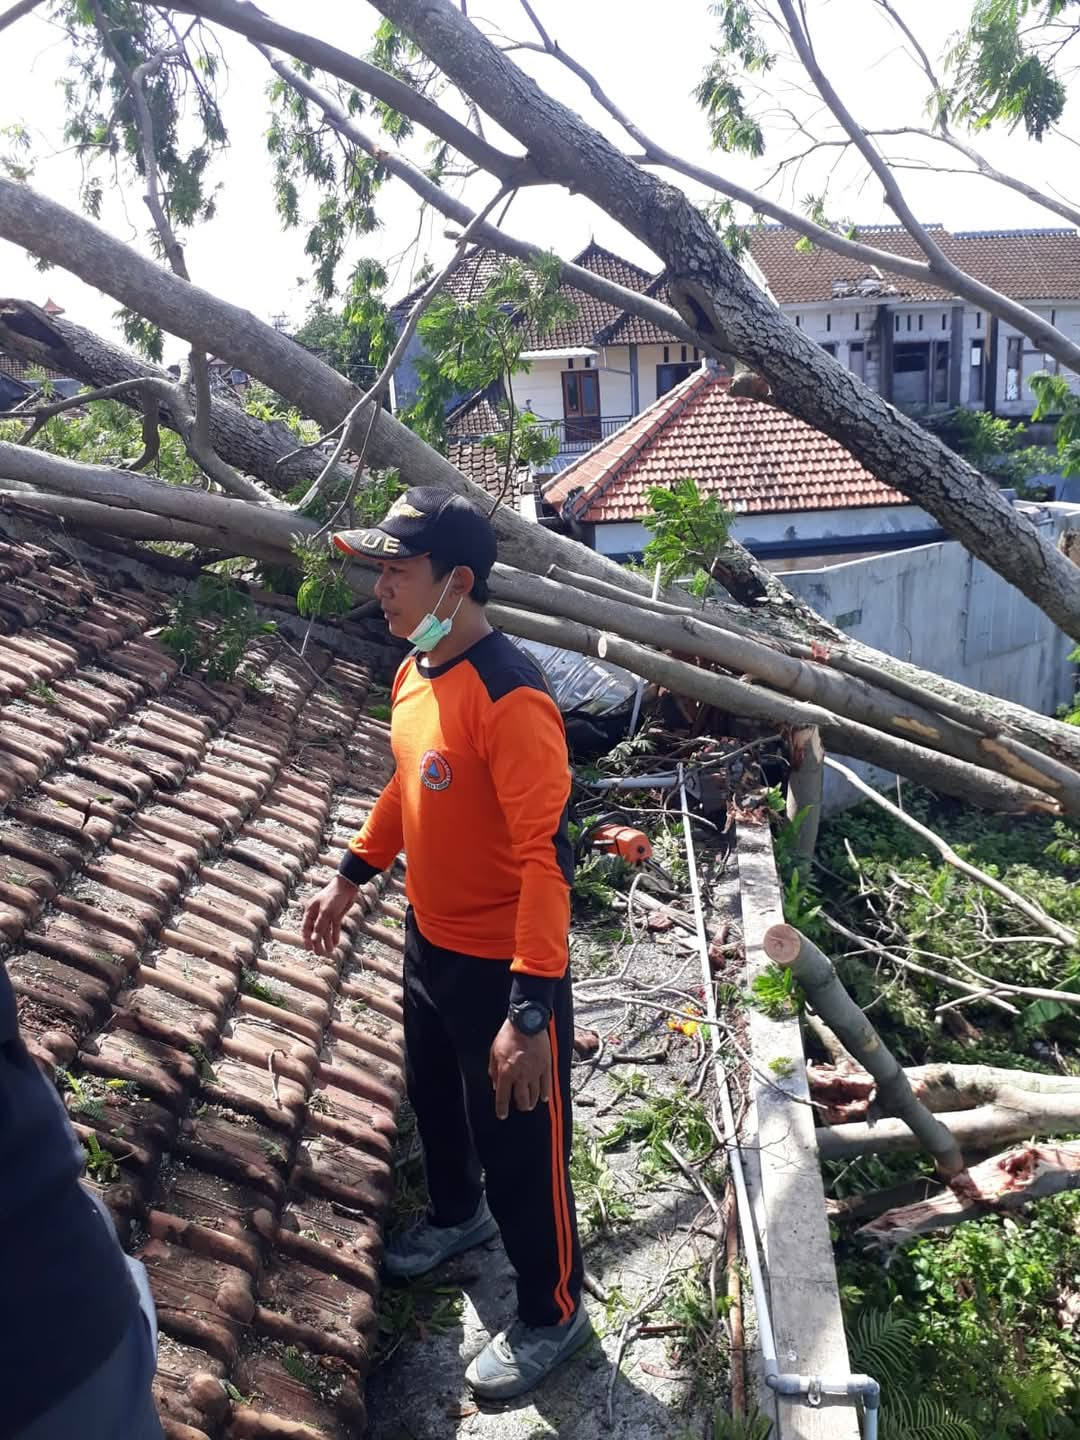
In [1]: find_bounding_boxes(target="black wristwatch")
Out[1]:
[508,999,552,1037]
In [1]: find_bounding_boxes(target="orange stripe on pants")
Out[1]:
[546,1019,575,1322]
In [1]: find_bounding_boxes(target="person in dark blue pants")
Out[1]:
[1,965,163,1440]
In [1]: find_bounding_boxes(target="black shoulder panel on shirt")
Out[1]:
[468,630,555,705]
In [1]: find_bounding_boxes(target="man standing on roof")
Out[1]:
[302,487,590,1400]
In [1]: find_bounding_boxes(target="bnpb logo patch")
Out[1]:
[419,749,452,792]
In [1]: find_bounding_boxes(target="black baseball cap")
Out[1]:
[333,486,498,579]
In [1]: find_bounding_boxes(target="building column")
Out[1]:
[878,304,894,403]
[949,305,964,407]
[629,344,640,415]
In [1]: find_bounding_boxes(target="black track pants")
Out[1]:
[402,909,583,1327]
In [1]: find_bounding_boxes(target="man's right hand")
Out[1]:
[302,874,359,956]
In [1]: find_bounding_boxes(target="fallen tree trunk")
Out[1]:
[547,561,1080,769]
[372,0,1080,642]
[0,451,1073,815]
[817,1086,1080,1160]
[764,922,964,1178]
[857,1142,1080,1247]
[0,300,352,500]
[492,565,1080,805]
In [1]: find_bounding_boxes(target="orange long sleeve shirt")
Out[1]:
[339,631,573,1002]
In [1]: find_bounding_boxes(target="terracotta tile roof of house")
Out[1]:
[596,276,685,345]
[543,367,904,523]
[520,241,656,350]
[749,224,1080,304]
[0,351,67,383]
[0,514,407,1439]
[391,247,505,315]
[392,242,685,351]
[445,385,504,437]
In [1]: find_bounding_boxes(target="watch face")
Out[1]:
[515,1003,548,1035]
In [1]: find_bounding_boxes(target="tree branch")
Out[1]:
[251,46,700,351]
[90,2,258,497]
[284,173,510,516]
[160,0,528,182]
[0,0,44,33]
[824,757,1078,947]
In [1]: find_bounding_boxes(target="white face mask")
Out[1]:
[408,569,464,654]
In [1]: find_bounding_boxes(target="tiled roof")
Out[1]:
[597,275,685,345]
[543,367,904,522]
[392,242,678,351]
[520,241,656,350]
[0,517,408,1439]
[391,247,505,316]
[749,224,1080,304]
[0,351,67,383]
[446,385,504,437]
[446,436,528,501]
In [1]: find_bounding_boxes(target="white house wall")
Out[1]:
[590,503,939,561]
[516,350,633,425]
[774,295,1080,419]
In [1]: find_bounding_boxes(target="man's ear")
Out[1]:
[452,565,476,598]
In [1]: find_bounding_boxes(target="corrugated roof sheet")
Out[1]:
[543,367,904,522]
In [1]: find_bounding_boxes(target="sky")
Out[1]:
[1,0,1077,358]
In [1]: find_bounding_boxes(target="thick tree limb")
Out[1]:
[0,490,290,562]
[366,0,1080,640]
[824,758,1078,946]
[0,300,349,499]
[0,438,1066,816]
[858,1143,1080,1246]
[513,2,1080,370]
[0,0,43,32]
[786,726,824,880]
[818,1092,1080,1161]
[764,922,964,1178]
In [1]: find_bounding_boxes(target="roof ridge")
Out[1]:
[550,368,716,519]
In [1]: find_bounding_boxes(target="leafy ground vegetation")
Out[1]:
[802,792,1080,1440]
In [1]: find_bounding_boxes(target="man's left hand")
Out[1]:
[489,1019,552,1121]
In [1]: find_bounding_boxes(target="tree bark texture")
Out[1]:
[373,0,1080,641]
[857,1143,1080,1247]
[763,922,964,1177]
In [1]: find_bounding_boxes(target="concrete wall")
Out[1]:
[784,501,1080,809]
